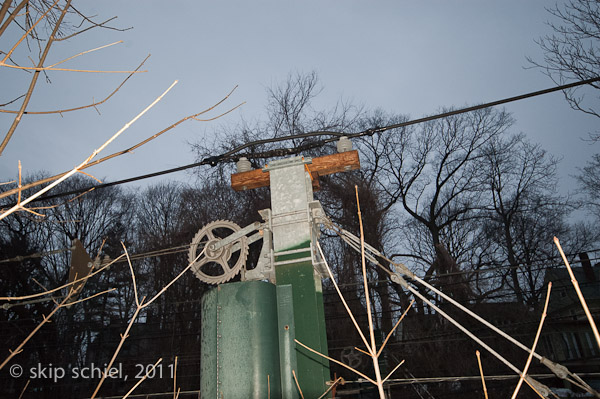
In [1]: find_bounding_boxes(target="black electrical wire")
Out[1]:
[0,245,75,263]
[2,76,598,208]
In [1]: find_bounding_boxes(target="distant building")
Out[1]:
[539,254,600,392]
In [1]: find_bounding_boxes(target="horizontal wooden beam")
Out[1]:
[231,150,360,191]
[310,149,360,176]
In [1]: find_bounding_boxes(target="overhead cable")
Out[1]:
[0,246,74,264]
[3,76,598,207]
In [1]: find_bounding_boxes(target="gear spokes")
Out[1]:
[188,220,248,285]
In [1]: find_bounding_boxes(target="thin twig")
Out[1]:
[0,93,26,107]
[17,379,30,399]
[31,278,48,291]
[317,377,343,399]
[355,185,386,399]
[77,170,102,183]
[66,5,132,38]
[191,101,245,122]
[122,242,140,307]
[17,160,22,204]
[55,15,124,41]
[476,351,488,399]
[0,62,148,74]
[93,238,107,267]
[376,300,414,357]
[122,358,162,399]
[173,356,179,399]
[511,282,552,399]
[382,359,405,383]
[66,287,115,306]
[0,55,149,116]
[353,346,371,357]
[554,237,600,348]
[292,369,305,399]
[47,41,123,69]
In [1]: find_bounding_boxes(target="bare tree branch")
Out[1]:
[0,0,70,156]
[0,54,148,115]
[0,80,178,219]
[0,86,242,202]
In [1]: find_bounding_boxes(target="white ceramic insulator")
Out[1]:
[337,136,352,153]
[236,157,252,173]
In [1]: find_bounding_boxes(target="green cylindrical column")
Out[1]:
[201,281,281,399]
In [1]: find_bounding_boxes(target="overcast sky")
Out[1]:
[1,1,598,197]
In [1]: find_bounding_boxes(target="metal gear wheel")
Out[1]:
[188,220,248,285]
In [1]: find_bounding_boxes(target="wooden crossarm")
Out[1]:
[231,150,360,191]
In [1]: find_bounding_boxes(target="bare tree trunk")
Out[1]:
[503,223,525,304]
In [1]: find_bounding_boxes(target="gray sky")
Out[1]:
[1,0,598,197]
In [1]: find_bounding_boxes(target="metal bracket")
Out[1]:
[308,201,327,277]
[263,156,312,172]
[244,209,277,283]
[212,221,262,251]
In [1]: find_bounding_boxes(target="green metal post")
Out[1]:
[276,261,329,397]
[277,284,300,399]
